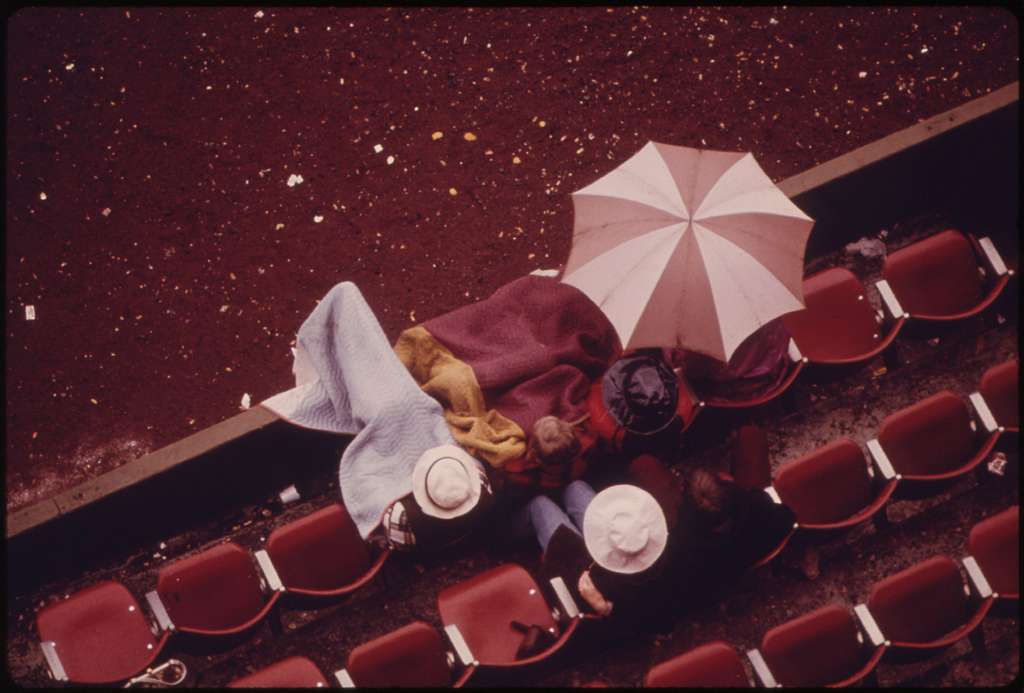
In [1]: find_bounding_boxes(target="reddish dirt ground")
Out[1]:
[4,6,1019,511]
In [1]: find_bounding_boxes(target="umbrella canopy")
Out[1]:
[562,141,814,363]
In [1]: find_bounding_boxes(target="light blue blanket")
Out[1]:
[262,282,455,538]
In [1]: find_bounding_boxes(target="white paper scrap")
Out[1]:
[240,393,252,410]
[25,305,36,320]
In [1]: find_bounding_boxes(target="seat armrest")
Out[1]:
[854,604,887,647]
[145,590,175,632]
[746,648,779,687]
[874,279,908,320]
[978,237,1011,277]
[334,668,356,688]
[39,641,68,681]
[968,392,1001,434]
[866,439,898,481]
[444,624,478,667]
[787,338,807,364]
[962,556,994,599]
[549,576,580,620]
[254,550,285,593]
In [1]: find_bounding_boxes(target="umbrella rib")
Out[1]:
[591,226,685,309]
[573,215,684,240]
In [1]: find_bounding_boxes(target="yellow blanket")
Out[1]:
[394,326,526,468]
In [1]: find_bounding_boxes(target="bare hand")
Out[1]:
[578,570,613,616]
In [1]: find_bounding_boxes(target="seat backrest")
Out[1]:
[156,542,267,632]
[774,438,873,524]
[437,563,557,666]
[877,391,975,476]
[980,360,1019,429]
[644,640,749,688]
[882,229,983,316]
[866,555,970,644]
[783,268,879,360]
[347,621,451,687]
[761,603,863,687]
[227,656,329,688]
[36,580,160,684]
[968,505,1019,597]
[266,503,371,592]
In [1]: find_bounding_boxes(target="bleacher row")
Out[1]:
[682,228,1013,411]
[32,227,1018,687]
[646,505,1019,687]
[747,359,1019,562]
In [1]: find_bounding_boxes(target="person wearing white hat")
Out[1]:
[511,478,675,626]
[375,444,494,552]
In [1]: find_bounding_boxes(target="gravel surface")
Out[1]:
[4,6,1018,510]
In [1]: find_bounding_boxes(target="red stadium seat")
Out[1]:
[979,360,1019,432]
[872,390,999,482]
[866,555,993,651]
[264,503,388,598]
[783,268,905,366]
[227,656,329,688]
[436,563,580,668]
[644,640,751,688]
[773,438,897,530]
[881,229,1010,322]
[760,603,886,687]
[36,581,170,684]
[968,506,1019,601]
[153,542,281,636]
[344,620,472,687]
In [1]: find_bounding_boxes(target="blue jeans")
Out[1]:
[510,480,597,553]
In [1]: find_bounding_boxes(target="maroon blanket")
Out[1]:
[423,275,622,434]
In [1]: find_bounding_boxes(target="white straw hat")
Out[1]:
[411,444,486,520]
[583,484,668,574]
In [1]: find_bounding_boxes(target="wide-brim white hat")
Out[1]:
[583,484,668,574]
[411,444,485,520]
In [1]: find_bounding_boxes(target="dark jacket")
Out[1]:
[539,524,677,634]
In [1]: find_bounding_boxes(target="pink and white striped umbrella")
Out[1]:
[562,142,814,363]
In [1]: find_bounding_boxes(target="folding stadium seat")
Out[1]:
[865,555,993,652]
[783,267,905,367]
[227,656,330,688]
[978,360,1019,433]
[700,339,807,410]
[258,503,389,598]
[334,620,475,688]
[867,390,1000,484]
[879,228,1012,324]
[146,541,283,636]
[36,580,171,684]
[967,505,1019,601]
[644,640,751,688]
[772,438,897,530]
[752,603,886,687]
[436,563,581,668]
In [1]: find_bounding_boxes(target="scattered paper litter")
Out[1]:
[373,143,384,153]
[240,393,252,410]
[25,305,36,321]
[101,207,112,217]
[314,215,324,223]
[431,131,444,140]
[286,174,304,187]
[386,155,395,165]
